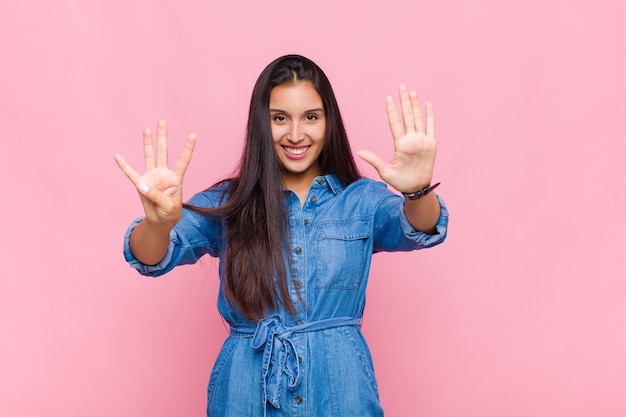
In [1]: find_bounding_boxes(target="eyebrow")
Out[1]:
[269,108,324,113]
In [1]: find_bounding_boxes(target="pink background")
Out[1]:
[1,1,625,416]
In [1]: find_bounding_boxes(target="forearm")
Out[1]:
[403,192,441,234]
[128,219,173,266]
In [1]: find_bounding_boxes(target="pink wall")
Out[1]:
[1,1,625,416]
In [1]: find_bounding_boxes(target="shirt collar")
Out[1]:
[281,174,346,196]
[320,174,345,195]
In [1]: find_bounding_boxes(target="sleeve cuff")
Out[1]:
[399,194,449,248]
[122,217,178,277]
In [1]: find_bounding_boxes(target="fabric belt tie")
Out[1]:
[230,315,362,410]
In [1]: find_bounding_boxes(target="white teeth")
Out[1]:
[284,146,309,155]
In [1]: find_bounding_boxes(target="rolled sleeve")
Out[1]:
[123,218,182,277]
[398,194,449,248]
[122,192,224,277]
[373,191,449,252]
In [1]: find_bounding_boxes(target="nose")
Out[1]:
[288,122,304,144]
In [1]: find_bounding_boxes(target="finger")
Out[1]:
[173,134,197,178]
[135,181,177,214]
[410,90,425,133]
[399,84,416,133]
[357,150,387,175]
[156,119,168,168]
[426,102,435,138]
[114,154,142,185]
[386,96,404,140]
[143,128,155,170]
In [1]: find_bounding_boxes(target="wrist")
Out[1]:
[141,217,175,236]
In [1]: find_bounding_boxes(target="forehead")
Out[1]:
[269,80,323,110]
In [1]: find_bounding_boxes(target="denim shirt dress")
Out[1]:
[124,175,449,417]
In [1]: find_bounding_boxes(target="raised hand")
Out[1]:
[358,85,436,194]
[114,120,197,228]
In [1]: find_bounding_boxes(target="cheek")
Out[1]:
[315,124,327,143]
[271,125,282,143]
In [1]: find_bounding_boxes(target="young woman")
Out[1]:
[115,55,448,416]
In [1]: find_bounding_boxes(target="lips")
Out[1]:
[282,145,310,159]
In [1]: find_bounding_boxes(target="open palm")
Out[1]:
[114,120,196,227]
[358,85,436,193]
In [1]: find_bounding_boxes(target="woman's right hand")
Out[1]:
[114,119,197,228]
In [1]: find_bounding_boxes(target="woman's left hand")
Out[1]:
[358,85,436,193]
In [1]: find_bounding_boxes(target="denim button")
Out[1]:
[298,356,303,363]
[295,247,302,254]
[295,396,303,404]
[294,280,302,289]
[310,195,317,202]
[317,178,323,184]
[304,219,309,225]
[295,320,303,325]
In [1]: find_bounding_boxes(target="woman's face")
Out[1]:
[269,80,326,188]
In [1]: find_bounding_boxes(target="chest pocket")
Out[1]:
[314,218,371,289]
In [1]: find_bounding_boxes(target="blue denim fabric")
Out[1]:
[231,315,364,410]
[124,175,448,416]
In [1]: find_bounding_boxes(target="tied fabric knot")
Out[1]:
[250,315,298,409]
[230,315,362,411]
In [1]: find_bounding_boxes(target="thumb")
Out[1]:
[357,150,386,174]
[136,182,177,214]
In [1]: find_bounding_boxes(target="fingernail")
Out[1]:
[137,183,149,193]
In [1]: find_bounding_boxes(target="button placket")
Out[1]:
[287,190,307,310]
[292,393,305,417]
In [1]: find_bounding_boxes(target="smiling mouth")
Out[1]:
[283,146,310,155]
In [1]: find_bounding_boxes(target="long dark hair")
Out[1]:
[186,55,361,320]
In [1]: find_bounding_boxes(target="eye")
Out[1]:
[273,115,287,123]
[305,114,318,121]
